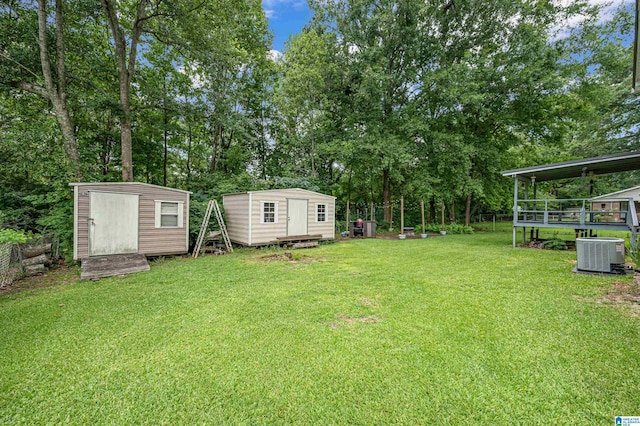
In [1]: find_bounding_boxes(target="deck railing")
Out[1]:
[514,197,639,227]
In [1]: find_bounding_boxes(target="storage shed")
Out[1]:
[222,188,335,246]
[70,182,191,260]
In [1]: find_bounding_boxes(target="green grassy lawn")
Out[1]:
[1,232,639,424]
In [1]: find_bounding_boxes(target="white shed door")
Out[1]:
[89,191,139,256]
[287,199,308,236]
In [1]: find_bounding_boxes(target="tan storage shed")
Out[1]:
[70,182,191,260]
[222,188,335,246]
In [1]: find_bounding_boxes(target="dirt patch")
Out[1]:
[359,296,380,308]
[330,315,381,329]
[577,280,640,317]
[0,262,79,296]
[597,281,640,316]
[258,252,320,263]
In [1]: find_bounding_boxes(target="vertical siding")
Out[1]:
[248,189,335,246]
[222,193,250,245]
[74,183,189,259]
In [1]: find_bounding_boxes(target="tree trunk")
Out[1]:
[210,125,221,171]
[465,194,472,226]
[186,122,192,190]
[101,112,113,176]
[22,254,49,267]
[36,0,82,179]
[54,101,82,172]
[383,168,391,223]
[163,86,168,187]
[120,115,134,182]
[310,134,316,177]
[101,0,148,182]
[22,243,52,258]
[449,201,455,223]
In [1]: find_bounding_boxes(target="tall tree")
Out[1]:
[1,0,81,178]
[100,0,150,182]
[310,0,424,223]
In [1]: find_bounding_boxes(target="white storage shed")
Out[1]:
[222,188,335,246]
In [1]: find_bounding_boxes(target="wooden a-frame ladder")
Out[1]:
[193,200,233,258]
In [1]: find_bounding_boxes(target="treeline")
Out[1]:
[1,0,638,254]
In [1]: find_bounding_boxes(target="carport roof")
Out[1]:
[501,151,640,182]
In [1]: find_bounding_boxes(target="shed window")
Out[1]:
[261,201,278,224]
[316,203,327,222]
[155,201,184,228]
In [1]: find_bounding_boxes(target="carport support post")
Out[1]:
[421,201,425,234]
[400,196,404,234]
[513,176,519,247]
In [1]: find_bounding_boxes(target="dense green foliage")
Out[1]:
[0,229,27,245]
[1,0,638,256]
[1,234,639,423]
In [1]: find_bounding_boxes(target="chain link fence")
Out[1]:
[0,243,18,288]
[471,213,512,232]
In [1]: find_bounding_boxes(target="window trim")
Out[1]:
[155,200,184,228]
[260,201,278,224]
[316,203,327,222]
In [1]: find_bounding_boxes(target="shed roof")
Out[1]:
[501,151,640,182]
[223,188,336,199]
[69,181,192,194]
[591,185,640,200]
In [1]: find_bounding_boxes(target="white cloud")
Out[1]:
[262,0,309,19]
[551,0,633,40]
[268,49,283,61]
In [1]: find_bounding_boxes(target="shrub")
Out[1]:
[544,234,567,250]
[0,229,28,245]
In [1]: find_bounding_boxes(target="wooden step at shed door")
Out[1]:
[81,253,150,280]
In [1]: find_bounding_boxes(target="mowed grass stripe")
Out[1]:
[1,234,638,424]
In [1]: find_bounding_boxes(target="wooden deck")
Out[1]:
[276,234,323,243]
[276,234,322,249]
[514,197,639,231]
[512,197,640,248]
[81,253,150,280]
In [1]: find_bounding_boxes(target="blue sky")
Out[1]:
[262,0,634,52]
[263,0,314,52]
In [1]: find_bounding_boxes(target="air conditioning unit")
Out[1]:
[576,237,625,274]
